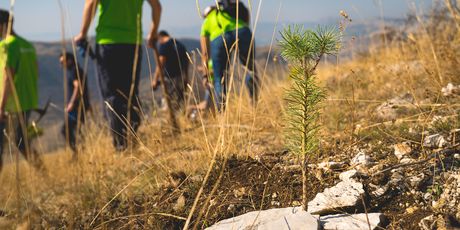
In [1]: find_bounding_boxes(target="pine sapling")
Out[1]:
[279,25,341,211]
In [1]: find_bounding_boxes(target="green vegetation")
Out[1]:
[280,25,341,210]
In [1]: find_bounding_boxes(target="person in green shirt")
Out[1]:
[200,2,259,111]
[74,0,162,151]
[0,9,43,173]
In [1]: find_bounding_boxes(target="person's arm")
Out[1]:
[0,67,15,120]
[200,36,211,86]
[74,0,99,43]
[200,36,210,71]
[66,80,80,112]
[152,55,166,90]
[146,0,162,48]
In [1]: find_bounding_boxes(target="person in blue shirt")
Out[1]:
[152,31,189,111]
[59,52,91,158]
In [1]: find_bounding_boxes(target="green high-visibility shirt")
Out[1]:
[0,35,39,112]
[201,9,248,42]
[96,0,144,45]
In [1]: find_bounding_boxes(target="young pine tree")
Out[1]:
[279,25,341,211]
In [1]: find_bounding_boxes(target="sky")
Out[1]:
[0,0,433,42]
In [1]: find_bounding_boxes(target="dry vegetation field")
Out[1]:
[1,5,460,230]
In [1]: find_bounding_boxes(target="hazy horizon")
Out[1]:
[0,0,433,42]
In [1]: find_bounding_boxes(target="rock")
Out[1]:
[339,170,366,182]
[309,162,345,172]
[205,207,320,230]
[406,206,419,214]
[419,215,438,230]
[375,93,415,120]
[389,171,404,187]
[173,195,186,212]
[433,172,460,222]
[320,213,386,230]
[308,180,365,215]
[233,187,246,198]
[351,151,374,169]
[423,134,448,148]
[408,173,425,188]
[394,143,412,161]
[400,157,416,164]
[441,83,460,97]
[369,183,388,197]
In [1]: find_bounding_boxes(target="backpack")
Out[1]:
[218,0,250,24]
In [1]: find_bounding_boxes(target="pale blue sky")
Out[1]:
[0,0,432,42]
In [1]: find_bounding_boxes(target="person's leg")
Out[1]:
[61,110,77,152]
[16,111,44,170]
[236,27,259,104]
[96,44,142,151]
[67,110,78,153]
[210,34,233,111]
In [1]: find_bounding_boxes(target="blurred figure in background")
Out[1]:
[0,9,44,173]
[152,30,189,112]
[59,52,91,159]
[74,0,162,151]
[200,1,259,111]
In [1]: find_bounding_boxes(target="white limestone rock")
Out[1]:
[205,207,320,230]
[320,213,386,230]
[307,180,365,215]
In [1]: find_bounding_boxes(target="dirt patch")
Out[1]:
[87,151,335,229]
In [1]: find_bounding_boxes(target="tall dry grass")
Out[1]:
[1,1,460,229]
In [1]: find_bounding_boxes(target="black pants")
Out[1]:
[61,109,85,152]
[0,111,43,171]
[96,44,142,150]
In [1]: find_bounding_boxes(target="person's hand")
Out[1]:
[152,80,159,90]
[74,32,87,44]
[66,103,74,113]
[147,32,158,48]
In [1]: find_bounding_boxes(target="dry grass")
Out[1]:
[1,3,460,229]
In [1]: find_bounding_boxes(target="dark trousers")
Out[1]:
[0,111,43,171]
[210,27,259,111]
[96,44,142,150]
[165,75,186,111]
[61,109,85,152]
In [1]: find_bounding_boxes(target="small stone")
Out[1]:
[394,143,412,160]
[441,83,460,96]
[408,173,425,188]
[309,162,345,172]
[173,195,186,212]
[339,170,365,182]
[233,187,246,198]
[351,151,374,168]
[419,215,437,230]
[271,201,280,206]
[406,206,419,214]
[227,204,236,212]
[400,157,416,164]
[370,184,388,197]
[423,134,448,148]
[292,201,301,206]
